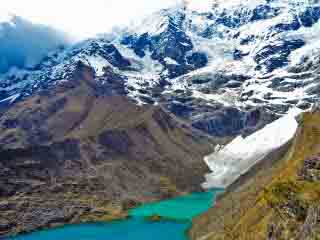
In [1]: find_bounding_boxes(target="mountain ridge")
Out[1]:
[3,1,320,137]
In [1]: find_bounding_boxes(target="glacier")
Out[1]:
[202,108,301,189]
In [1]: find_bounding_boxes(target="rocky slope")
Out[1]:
[0,62,218,236]
[190,108,320,240]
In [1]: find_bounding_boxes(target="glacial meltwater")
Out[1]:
[7,190,223,240]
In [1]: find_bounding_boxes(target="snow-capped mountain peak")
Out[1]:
[0,1,320,137]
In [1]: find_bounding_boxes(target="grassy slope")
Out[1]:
[190,111,320,240]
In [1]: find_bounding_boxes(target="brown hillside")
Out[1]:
[0,62,218,236]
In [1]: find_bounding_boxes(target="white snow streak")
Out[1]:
[202,108,301,189]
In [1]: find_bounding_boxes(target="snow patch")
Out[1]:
[0,93,20,104]
[202,108,301,189]
[164,57,179,65]
[85,55,111,76]
[192,90,237,106]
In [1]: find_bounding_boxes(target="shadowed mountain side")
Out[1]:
[0,63,218,236]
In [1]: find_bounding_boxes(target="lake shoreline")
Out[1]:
[4,190,221,240]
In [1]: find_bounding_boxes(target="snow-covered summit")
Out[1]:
[0,1,319,136]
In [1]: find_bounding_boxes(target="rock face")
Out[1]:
[0,63,218,236]
[190,111,320,240]
[191,107,277,137]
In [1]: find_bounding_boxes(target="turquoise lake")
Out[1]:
[7,190,223,240]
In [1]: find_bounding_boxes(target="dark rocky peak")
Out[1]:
[69,39,131,70]
[121,33,152,58]
[121,7,194,68]
[70,61,95,82]
[211,3,281,29]
[151,26,193,63]
[298,5,320,27]
[254,38,305,72]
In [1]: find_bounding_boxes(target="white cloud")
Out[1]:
[0,0,179,39]
[0,16,68,73]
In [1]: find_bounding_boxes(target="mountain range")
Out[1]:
[0,0,320,238]
[1,0,320,137]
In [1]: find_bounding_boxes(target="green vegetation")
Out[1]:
[71,195,129,223]
[145,215,164,222]
[159,176,180,198]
